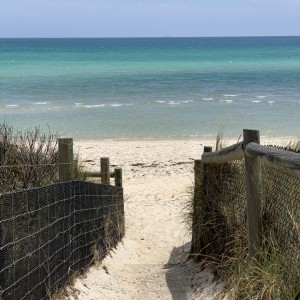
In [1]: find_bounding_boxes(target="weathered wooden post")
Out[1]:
[191,146,212,255]
[243,129,262,257]
[101,157,110,185]
[191,158,202,254]
[114,168,123,188]
[203,146,213,155]
[194,159,202,199]
[58,138,74,182]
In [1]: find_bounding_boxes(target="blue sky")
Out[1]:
[0,0,299,37]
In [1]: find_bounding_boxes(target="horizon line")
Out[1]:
[1,35,300,39]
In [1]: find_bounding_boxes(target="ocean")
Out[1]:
[0,37,299,140]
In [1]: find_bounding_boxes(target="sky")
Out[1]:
[0,0,299,38]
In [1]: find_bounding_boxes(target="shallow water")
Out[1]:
[0,37,299,139]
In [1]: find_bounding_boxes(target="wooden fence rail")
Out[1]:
[245,142,300,177]
[58,138,122,187]
[201,141,244,163]
[194,129,300,257]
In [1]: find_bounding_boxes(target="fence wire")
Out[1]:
[193,146,300,259]
[193,160,247,257]
[0,181,124,299]
[262,165,300,253]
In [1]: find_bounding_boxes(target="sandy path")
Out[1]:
[64,140,234,299]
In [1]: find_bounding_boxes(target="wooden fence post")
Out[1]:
[191,159,202,254]
[203,146,213,155]
[194,160,202,197]
[114,168,123,188]
[101,157,110,185]
[58,138,74,182]
[191,146,212,255]
[202,148,213,212]
[243,129,262,257]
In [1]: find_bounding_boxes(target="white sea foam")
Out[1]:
[34,102,50,105]
[155,101,166,103]
[220,99,234,103]
[110,104,123,107]
[106,103,134,107]
[74,102,107,108]
[224,94,240,97]
[256,95,266,99]
[251,100,261,103]
[83,104,106,108]
[166,100,194,105]
[268,101,275,104]
[6,104,19,107]
[202,98,213,101]
[167,101,181,105]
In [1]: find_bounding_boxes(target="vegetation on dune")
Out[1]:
[189,133,300,300]
[0,122,87,193]
[0,123,59,192]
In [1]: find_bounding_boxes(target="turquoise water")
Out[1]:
[0,37,299,139]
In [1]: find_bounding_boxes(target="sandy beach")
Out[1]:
[63,137,291,299]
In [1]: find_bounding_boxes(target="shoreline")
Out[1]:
[75,135,298,142]
[74,133,298,142]
[74,136,297,153]
[74,137,297,172]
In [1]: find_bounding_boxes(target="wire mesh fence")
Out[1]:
[262,165,300,253]
[192,146,300,259]
[0,180,124,299]
[192,160,247,257]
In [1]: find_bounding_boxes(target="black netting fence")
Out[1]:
[193,160,247,257]
[262,166,300,253]
[0,181,124,299]
[192,148,300,260]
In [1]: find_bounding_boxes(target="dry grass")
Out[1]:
[190,133,300,299]
[223,231,300,299]
[0,122,90,193]
[0,122,58,192]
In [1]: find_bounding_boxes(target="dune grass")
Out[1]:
[224,233,300,299]
[190,134,300,299]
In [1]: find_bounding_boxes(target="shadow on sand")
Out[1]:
[164,242,223,300]
[164,242,194,300]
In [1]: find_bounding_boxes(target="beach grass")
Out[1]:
[190,134,300,299]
